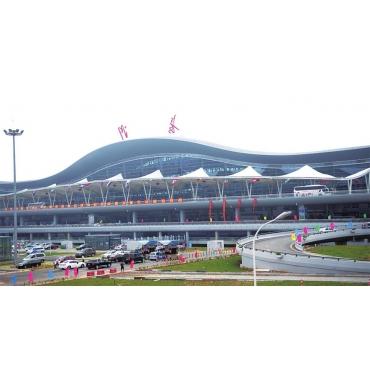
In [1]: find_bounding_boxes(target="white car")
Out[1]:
[102,250,116,259]
[58,260,86,270]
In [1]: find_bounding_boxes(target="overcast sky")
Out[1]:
[1,0,369,182]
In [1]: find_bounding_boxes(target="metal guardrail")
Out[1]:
[1,189,369,212]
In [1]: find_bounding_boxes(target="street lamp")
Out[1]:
[252,211,292,286]
[4,128,24,266]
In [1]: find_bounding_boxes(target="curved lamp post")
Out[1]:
[252,211,292,286]
[3,128,24,265]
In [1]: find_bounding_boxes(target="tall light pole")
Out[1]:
[252,211,292,286]
[4,128,24,266]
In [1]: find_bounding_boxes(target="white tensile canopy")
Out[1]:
[104,173,124,182]
[136,170,164,180]
[345,167,370,180]
[180,168,209,178]
[72,178,89,185]
[229,166,262,178]
[280,165,335,179]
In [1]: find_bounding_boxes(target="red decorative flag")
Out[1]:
[237,197,242,210]
[118,124,128,140]
[222,197,227,221]
[168,114,179,134]
[130,259,134,269]
[74,267,78,278]
[28,271,34,284]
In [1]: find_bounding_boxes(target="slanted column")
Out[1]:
[180,209,185,223]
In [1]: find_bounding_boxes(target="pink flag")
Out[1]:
[303,227,308,235]
[330,222,335,231]
[65,268,70,277]
[28,271,34,284]
[297,234,302,243]
[130,260,134,269]
[73,267,78,278]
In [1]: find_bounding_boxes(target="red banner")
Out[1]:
[252,197,257,213]
[222,197,227,221]
[237,197,242,210]
[208,199,213,221]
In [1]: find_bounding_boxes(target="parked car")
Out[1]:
[75,244,87,251]
[53,255,75,268]
[58,260,86,270]
[108,250,130,262]
[27,252,46,260]
[86,259,112,269]
[125,250,144,264]
[101,250,116,259]
[26,247,45,255]
[75,248,96,258]
[17,255,44,269]
[148,251,167,261]
[43,243,59,250]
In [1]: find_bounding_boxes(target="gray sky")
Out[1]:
[1,0,370,182]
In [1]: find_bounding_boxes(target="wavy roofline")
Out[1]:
[142,136,370,156]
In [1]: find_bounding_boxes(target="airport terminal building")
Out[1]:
[0,138,369,243]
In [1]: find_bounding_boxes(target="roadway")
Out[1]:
[0,259,158,286]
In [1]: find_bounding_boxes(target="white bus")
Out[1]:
[293,185,330,197]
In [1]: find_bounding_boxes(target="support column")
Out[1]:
[19,216,24,226]
[88,214,95,225]
[29,233,33,241]
[185,231,189,246]
[215,231,219,240]
[48,233,51,241]
[67,233,71,240]
[132,211,137,224]
[180,209,185,223]
[133,232,137,240]
[53,215,58,225]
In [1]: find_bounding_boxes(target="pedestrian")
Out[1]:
[120,262,124,272]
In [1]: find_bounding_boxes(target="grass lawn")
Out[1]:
[306,245,370,261]
[47,278,366,286]
[156,255,247,273]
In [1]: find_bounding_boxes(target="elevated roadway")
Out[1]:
[238,230,370,275]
